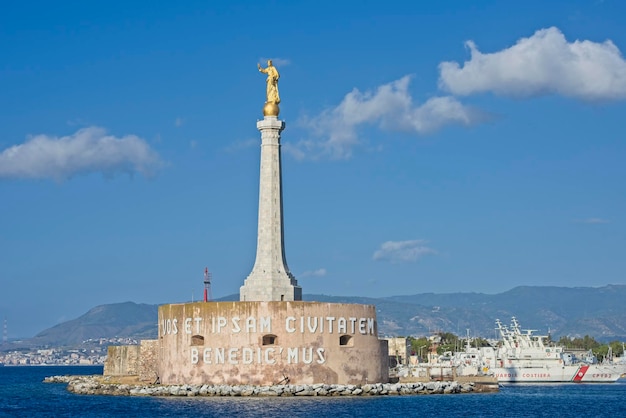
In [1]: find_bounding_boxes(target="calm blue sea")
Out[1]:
[1,366,625,417]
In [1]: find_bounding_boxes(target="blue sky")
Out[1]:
[2,0,625,337]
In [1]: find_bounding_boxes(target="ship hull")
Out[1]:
[493,364,623,383]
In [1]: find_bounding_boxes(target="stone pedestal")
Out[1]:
[157,301,389,385]
[240,116,301,301]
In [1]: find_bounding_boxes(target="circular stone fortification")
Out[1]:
[158,301,388,385]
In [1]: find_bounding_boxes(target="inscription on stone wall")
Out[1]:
[160,315,375,336]
[190,346,326,365]
[160,315,376,366]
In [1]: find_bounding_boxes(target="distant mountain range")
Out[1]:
[23,285,626,347]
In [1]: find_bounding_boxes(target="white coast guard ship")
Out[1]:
[481,317,626,383]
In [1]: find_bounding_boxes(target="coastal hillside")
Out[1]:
[29,302,158,346]
[25,285,626,347]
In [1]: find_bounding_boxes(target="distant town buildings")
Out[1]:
[0,337,137,366]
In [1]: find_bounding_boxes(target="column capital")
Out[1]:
[257,117,285,131]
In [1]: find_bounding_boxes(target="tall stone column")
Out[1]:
[240,116,302,301]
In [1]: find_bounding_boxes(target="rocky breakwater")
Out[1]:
[44,375,496,396]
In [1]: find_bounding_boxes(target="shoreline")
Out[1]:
[43,375,497,397]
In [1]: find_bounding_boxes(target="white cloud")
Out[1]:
[175,117,184,127]
[299,268,327,278]
[0,127,163,181]
[373,240,437,263]
[439,27,626,100]
[295,76,484,160]
[575,218,610,224]
[281,142,307,160]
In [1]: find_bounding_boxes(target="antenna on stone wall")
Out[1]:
[203,267,213,302]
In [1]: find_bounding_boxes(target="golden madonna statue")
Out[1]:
[258,60,280,116]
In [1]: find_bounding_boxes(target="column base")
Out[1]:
[240,276,302,302]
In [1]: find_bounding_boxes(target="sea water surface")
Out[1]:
[1,366,625,417]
